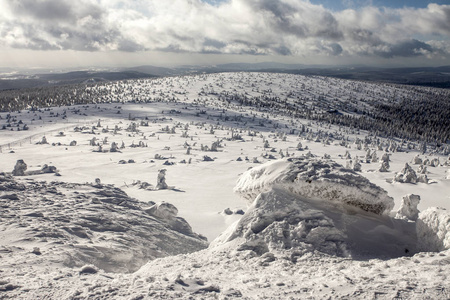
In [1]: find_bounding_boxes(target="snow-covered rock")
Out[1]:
[396,194,421,221]
[234,157,394,215]
[416,207,450,252]
[0,177,207,273]
[222,158,418,259]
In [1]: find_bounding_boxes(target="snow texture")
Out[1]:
[235,157,394,215]
[417,207,450,252]
[0,174,207,273]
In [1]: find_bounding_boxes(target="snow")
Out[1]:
[235,157,394,215]
[0,72,449,298]
[0,174,207,273]
[396,194,421,221]
[417,207,450,252]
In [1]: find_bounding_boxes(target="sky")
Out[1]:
[0,0,449,69]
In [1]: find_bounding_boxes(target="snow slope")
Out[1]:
[0,72,449,299]
[0,173,207,274]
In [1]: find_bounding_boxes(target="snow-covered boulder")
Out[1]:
[0,177,207,273]
[146,202,178,219]
[221,157,424,259]
[416,207,450,252]
[234,157,394,215]
[396,194,420,221]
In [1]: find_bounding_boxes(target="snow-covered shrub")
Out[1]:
[371,151,378,163]
[344,150,351,159]
[396,194,420,221]
[430,158,440,167]
[394,163,417,183]
[36,136,48,145]
[156,169,168,190]
[110,142,119,152]
[379,161,389,172]
[417,174,428,183]
[12,159,27,176]
[352,160,362,172]
[417,165,427,174]
[203,155,214,162]
[412,155,422,165]
[416,207,450,252]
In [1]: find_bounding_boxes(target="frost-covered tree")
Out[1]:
[394,163,417,183]
[12,159,27,176]
[156,169,168,190]
[396,194,420,221]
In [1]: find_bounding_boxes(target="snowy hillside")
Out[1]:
[0,72,449,299]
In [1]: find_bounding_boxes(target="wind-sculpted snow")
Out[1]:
[0,174,207,273]
[218,158,418,259]
[234,157,394,215]
[417,207,450,252]
[213,186,418,259]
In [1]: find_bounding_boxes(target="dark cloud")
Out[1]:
[376,39,433,58]
[245,0,342,39]
[330,43,343,56]
[117,39,146,52]
[8,0,73,21]
[273,45,291,55]
[203,38,227,49]
[7,0,103,22]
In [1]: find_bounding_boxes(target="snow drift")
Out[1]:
[0,173,207,273]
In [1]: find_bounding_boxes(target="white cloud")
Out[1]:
[0,0,449,61]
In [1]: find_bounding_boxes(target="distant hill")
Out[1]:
[1,64,449,90]
[0,71,156,91]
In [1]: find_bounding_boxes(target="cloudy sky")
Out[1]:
[0,0,449,69]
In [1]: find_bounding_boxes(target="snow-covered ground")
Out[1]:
[0,72,449,299]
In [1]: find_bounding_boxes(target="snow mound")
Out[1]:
[216,158,417,259]
[213,187,417,259]
[234,157,394,215]
[417,207,450,252]
[0,177,207,273]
